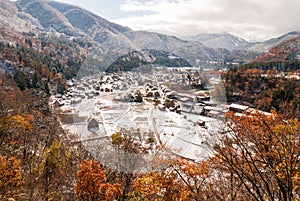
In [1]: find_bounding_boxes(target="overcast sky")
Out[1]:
[55,0,300,42]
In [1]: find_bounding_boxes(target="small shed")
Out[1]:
[87,118,99,133]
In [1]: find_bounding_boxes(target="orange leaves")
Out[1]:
[0,155,23,196]
[25,114,35,124]
[175,158,211,179]
[218,111,300,201]
[172,159,214,200]
[75,160,121,201]
[131,159,214,201]
[75,160,106,197]
[31,109,43,119]
[131,169,189,201]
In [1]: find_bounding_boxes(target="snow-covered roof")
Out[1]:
[229,103,249,111]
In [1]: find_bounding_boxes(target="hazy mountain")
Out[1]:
[47,1,131,43]
[122,31,215,65]
[15,0,80,36]
[123,31,188,52]
[248,31,300,52]
[14,0,131,42]
[191,32,253,50]
[190,32,300,53]
[0,0,41,33]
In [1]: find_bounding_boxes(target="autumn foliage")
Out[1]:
[0,155,22,198]
[131,167,189,200]
[214,111,300,201]
[72,109,300,201]
[75,160,121,201]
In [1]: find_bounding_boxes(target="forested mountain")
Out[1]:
[0,24,91,199]
[252,36,300,63]
[0,0,262,67]
[224,36,300,117]
[106,49,192,73]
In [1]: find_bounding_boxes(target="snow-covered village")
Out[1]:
[50,67,256,168]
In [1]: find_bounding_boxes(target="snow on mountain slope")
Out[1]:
[249,31,300,52]
[192,32,253,50]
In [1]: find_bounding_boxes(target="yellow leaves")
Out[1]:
[131,159,221,200]
[39,139,68,176]
[273,118,300,137]
[293,172,300,193]
[0,114,33,145]
[111,132,124,145]
[10,115,32,132]
[131,159,215,201]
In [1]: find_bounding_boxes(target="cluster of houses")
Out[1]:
[142,83,180,112]
[142,81,227,118]
[52,74,128,108]
[52,77,98,108]
[51,67,273,130]
[52,70,227,120]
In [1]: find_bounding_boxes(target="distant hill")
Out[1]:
[105,49,192,73]
[191,32,300,53]
[248,31,300,52]
[191,32,253,50]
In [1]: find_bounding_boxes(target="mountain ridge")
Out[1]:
[0,0,298,69]
[251,35,300,63]
[191,32,254,50]
[248,31,300,52]
[190,32,300,52]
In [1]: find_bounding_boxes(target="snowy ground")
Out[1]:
[51,69,226,170]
